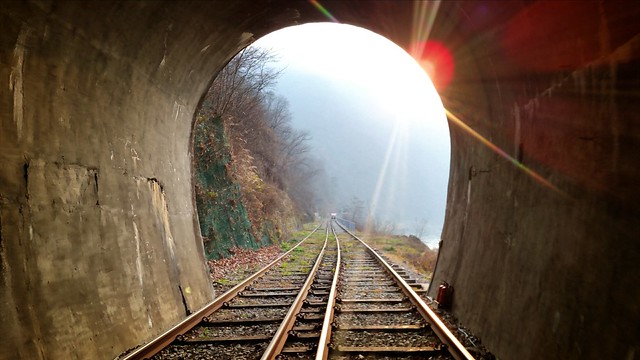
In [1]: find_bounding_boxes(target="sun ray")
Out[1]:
[392,124,410,228]
[411,0,441,57]
[368,122,402,226]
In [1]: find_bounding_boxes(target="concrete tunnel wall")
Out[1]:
[427,2,640,359]
[0,1,638,359]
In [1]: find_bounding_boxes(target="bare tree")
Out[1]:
[413,217,428,240]
[346,196,365,226]
[264,93,291,133]
[196,45,321,225]
[364,216,396,235]
[203,47,283,116]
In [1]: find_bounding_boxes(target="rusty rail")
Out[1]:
[315,223,341,360]
[334,221,475,360]
[260,225,330,359]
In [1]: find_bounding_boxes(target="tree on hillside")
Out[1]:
[413,217,429,240]
[196,46,321,235]
[346,196,365,226]
[365,216,396,235]
[204,47,283,116]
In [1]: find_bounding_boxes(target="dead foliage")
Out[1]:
[208,245,282,282]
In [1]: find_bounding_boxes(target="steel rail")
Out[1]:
[315,222,341,360]
[121,223,323,360]
[335,222,475,360]
[261,224,330,359]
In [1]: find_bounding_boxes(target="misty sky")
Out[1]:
[253,23,450,247]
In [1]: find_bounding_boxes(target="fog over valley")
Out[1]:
[254,24,450,248]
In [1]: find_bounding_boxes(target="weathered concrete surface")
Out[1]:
[0,1,638,359]
[0,2,231,358]
[428,3,640,359]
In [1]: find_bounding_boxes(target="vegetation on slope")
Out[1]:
[359,233,439,278]
[194,116,258,259]
[194,47,320,259]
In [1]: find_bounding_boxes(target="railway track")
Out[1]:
[122,221,474,360]
[325,224,459,360]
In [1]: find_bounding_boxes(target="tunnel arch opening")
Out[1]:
[190,22,451,283]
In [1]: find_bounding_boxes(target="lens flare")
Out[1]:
[409,1,454,90]
[309,0,339,23]
[445,108,567,196]
[411,0,441,48]
[411,40,454,91]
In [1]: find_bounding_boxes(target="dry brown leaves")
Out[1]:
[208,245,283,282]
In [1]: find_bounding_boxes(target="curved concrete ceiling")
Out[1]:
[0,1,638,359]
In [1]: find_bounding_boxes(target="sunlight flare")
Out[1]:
[411,0,441,53]
[444,108,567,196]
[309,0,339,23]
[254,22,450,240]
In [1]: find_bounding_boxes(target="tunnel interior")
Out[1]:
[0,1,638,359]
